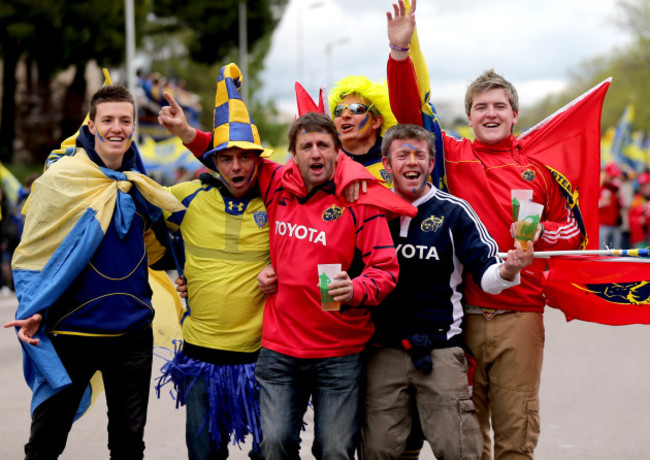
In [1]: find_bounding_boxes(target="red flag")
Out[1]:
[295,82,326,117]
[541,256,650,325]
[516,78,611,249]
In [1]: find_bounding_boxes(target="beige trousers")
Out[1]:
[464,311,545,460]
[361,346,482,460]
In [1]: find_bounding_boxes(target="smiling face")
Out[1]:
[213,147,261,198]
[292,130,338,193]
[333,94,383,155]
[87,101,135,169]
[383,138,434,203]
[468,88,518,145]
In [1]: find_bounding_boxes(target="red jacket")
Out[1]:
[186,131,413,356]
[598,181,623,227]
[628,194,650,246]
[259,155,405,358]
[388,56,582,312]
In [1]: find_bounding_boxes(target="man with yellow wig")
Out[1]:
[328,75,398,188]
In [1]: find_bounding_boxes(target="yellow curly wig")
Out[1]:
[328,75,397,136]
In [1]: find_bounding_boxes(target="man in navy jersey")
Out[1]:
[361,124,533,459]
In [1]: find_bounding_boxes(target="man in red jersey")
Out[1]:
[161,95,414,457]
[385,2,582,459]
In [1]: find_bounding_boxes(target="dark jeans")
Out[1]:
[24,324,153,460]
[255,347,362,460]
[185,375,230,460]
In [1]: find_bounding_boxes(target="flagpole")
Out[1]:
[497,248,650,259]
[125,0,138,141]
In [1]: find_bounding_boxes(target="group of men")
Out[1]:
[5,1,591,459]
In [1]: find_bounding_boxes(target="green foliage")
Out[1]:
[0,0,147,75]
[251,101,290,149]
[150,0,288,65]
[148,0,289,143]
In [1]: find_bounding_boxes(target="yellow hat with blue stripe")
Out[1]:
[203,63,272,160]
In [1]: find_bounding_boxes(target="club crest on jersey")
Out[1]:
[380,169,394,187]
[421,215,444,232]
[521,169,536,181]
[576,281,650,306]
[253,211,268,229]
[322,205,345,222]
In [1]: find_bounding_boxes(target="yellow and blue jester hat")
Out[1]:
[202,63,272,167]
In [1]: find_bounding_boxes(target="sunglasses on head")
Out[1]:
[333,103,372,117]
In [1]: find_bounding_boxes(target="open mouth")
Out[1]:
[231,176,245,184]
[484,123,499,128]
[339,123,354,133]
[310,163,325,173]
[403,171,421,180]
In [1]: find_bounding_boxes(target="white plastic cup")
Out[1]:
[516,201,544,251]
[317,264,342,311]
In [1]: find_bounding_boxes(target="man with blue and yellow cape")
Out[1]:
[5,81,184,459]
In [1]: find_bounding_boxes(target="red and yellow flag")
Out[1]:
[542,256,650,325]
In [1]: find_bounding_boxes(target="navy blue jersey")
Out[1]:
[373,186,501,347]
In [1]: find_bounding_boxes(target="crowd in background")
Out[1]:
[598,162,650,249]
[0,173,39,294]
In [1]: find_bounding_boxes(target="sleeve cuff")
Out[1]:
[481,262,520,295]
[184,129,212,158]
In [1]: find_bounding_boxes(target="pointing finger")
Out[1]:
[162,91,181,115]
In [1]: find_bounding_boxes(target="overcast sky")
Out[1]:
[257,0,633,119]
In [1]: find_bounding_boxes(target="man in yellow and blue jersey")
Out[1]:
[156,63,270,459]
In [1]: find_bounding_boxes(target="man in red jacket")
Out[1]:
[385,2,582,459]
[628,172,650,248]
[255,112,413,459]
[599,162,625,249]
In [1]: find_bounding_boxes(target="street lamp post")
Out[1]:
[124,0,138,140]
[297,1,324,83]
[239,0,249,102]
[325,37,350,86]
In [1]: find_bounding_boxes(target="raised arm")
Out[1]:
[386,0,424,126]
[387,0,416,61]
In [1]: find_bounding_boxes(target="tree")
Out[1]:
[0,1,60,162]
[0,0,148,164]
[147,0,289,143]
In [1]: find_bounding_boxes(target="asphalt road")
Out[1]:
[2,290,649,459]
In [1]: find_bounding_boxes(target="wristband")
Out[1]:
[389,43,410,52]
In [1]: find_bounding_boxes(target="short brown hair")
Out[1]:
[464,69,518,116]
[89,85,135,121]
[381,124,436,160]
[287,112,341,154]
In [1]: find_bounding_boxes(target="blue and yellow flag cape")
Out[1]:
[405,0,447,192]
[11,69,185,419]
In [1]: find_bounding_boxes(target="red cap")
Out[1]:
[604,162,622,178]
[638,172,650,186]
